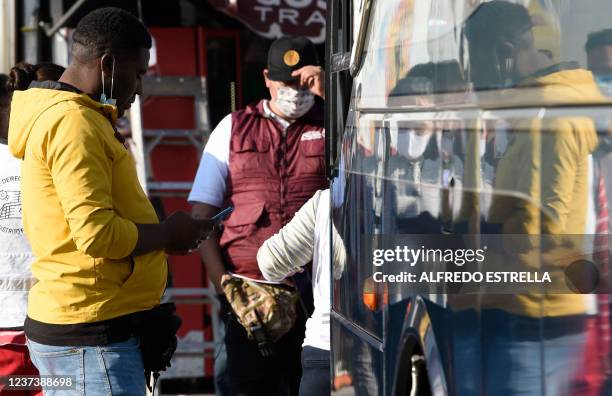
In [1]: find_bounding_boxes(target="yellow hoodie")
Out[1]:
[484,68,602,317]
[8,87,167,324]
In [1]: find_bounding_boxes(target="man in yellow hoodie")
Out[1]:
[8,7,212,395]
[450,2,604,395]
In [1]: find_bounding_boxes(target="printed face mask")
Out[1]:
[275,86,314,119]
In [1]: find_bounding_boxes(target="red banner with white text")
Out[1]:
[208,0,326,43]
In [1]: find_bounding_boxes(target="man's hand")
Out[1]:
[291,65,325,99]
[163,211,212,253]
[196,219,216,241]
[132,212,214,257]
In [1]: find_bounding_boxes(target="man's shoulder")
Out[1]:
[41,100,105,125]
[39,103,112,147]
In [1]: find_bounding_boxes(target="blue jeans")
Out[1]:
[299,346,330,396]
[453,309,586,396]
[214,320,230,396]
[27,337,145,396]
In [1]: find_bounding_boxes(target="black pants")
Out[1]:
[298,346,330,396]
[224,301,308,396]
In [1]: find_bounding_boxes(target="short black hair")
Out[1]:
[390,63,434,98]
[390,61,466,98]
[463,1,533,90]
[464,1,533,49]
[72,7,152,60]
[434,60,466,92]
[586,29,612,53]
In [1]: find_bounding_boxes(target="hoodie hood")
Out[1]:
[472,67,603,156]
[508,67,601,155]
[8,86,117,159]
[530,68,601,154]
[478,65,609,111]
[521,66,607,106]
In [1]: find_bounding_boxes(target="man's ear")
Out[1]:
[100,54,115,78]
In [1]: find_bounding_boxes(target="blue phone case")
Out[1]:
[211,206,234,222]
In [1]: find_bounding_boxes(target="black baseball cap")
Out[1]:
[267,36,319,82]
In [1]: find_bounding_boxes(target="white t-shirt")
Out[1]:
[188,100,291,207]
[257,189,346,351]
[0,141,36,329]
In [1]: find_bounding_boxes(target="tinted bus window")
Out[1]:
[354,0,612,109]
[331,0,612,395]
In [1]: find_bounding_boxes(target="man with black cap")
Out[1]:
[189,36,327,395]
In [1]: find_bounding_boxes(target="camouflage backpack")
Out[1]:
[221,274,298,356]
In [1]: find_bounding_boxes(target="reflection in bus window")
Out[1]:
[332,320,381,396]
[357,0,612,109]
[586,29,612,96]
[333,115,386,337]
[387,70,440,233]
[330,0,612,395]
[385,62,471,234]
[456,2,601,395]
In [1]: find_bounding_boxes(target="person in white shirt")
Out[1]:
[257,188,346,396]
[0,62,64,395]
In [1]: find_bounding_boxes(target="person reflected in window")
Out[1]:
[586,29,612,226]
[456,2,606,395]
[386,62,469,234]
[571,28,612,396]
[587,29,612,97]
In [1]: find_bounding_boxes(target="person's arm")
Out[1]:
[47,111,137,258]
[193,203,227,293]
[257,190,321,282]
[540,119,583,234]
[131,212,214,257]
[188,114,232,293]
[48,111,210,259]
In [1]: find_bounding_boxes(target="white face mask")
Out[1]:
[275,87,314,119]
[397,129,432,161]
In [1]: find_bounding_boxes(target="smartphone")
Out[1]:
[210,206,234,223]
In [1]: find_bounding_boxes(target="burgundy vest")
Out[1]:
[220,100,327,280]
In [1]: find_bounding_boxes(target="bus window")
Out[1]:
[332,113,386,338]
[330,0,612,395]
[355,0,612,109]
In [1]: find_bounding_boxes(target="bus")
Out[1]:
[325,1,612,395]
